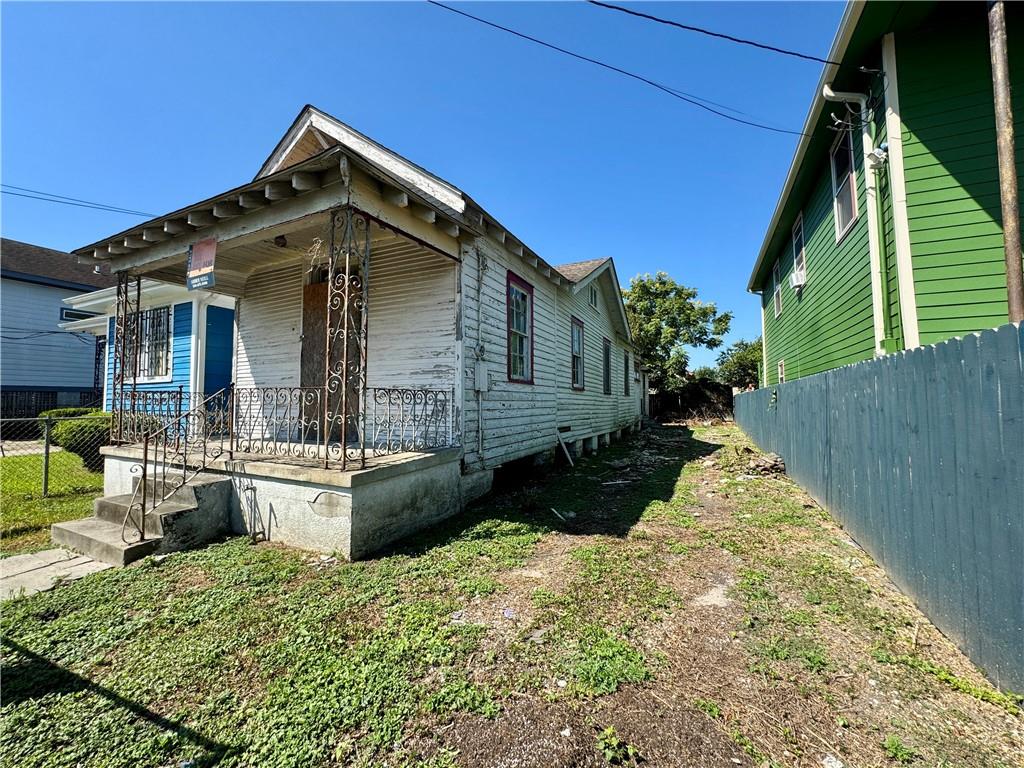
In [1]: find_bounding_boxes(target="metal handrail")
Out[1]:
[121,386,231,543]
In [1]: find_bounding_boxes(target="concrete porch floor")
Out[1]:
[99,445,468,560]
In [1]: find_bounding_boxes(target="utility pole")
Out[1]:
[988,0,1024,323]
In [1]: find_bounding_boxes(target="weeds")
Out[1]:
[883,734,919,763]
[595,725,640,765]
[693,698,722,719]
[871,648,1023,716]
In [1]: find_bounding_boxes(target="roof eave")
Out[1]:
[746,0,866,292]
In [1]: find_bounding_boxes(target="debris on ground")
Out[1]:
[305,553,339,570]
[746,452,785,475]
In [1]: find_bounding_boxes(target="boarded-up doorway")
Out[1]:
[300,274,362,444]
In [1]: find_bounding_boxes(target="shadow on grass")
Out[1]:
[1,638,234,766]
[384,423,718,558]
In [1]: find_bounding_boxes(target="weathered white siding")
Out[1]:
[461,239,560,469]
[460,243,641,470]
[0,278,97,389]
[366,247,457,390]
[234,262,304,388]
[555,276,640,440]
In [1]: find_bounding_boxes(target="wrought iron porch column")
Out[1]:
[322,206,371,469]
[111,272,141,444]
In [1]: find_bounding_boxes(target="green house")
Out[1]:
[748,0,1024,385]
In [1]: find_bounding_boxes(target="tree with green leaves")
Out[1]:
[622,272,731,391]
[716,337,762,389]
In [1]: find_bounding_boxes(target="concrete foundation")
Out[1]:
[101,446,466,560]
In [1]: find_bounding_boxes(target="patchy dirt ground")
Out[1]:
[2,424,1020,768]
[413,424,1023,768]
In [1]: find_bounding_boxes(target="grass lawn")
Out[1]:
[1,425,1020,768]
[1,451,103,556]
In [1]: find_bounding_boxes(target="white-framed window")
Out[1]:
[623,351,630,396]
[777,359,786,384]
[792,214,806,285]
[589,285,599,309]
[570,317,585,390]
[830,127,858,241]
[126,305,173,380]
[772,261,782,318]
[506,272,533,383]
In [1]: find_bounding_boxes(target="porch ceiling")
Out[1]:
[141,220,448,298]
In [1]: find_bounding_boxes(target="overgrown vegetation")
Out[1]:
[1,424,1019,767]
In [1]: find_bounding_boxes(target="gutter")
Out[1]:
[746,0,866,292]
[822,84,894,353]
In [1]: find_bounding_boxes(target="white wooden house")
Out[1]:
[57,106,642,563]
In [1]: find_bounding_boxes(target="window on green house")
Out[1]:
[792,215,806,286]
[830,127,858,240]
[777,359,786,383]
[772,261,782,318]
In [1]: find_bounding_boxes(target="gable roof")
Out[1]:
[1,238,115,291]
[555,258,609,283]
[255,105,465,217]
[73,105,635,343]
[556,257,632,343]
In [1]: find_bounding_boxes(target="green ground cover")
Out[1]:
[1,425,1019,768]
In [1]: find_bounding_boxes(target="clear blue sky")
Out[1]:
[1,1,843,368]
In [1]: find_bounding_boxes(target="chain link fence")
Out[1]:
[0,412,110,498]
[1,412,110,553]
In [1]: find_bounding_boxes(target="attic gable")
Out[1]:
[557,257,632,344]
[256,105,465,215]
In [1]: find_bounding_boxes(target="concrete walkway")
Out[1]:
[0,548,111,601]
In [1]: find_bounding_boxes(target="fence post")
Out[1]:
[41,416,52,497]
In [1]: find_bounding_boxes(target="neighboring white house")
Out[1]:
[0,239,115,417]
[59,279,236,412]
[59,105,644,562]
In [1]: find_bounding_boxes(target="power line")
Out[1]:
[427,1,808,137]
[1,185,156,217]
[587,1,840,66]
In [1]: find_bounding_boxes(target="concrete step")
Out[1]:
[51,518,161,567]
[130,473,231,506]
[93,494,196,537]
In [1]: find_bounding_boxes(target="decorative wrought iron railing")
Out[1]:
[369,387,453,454]
[114,385,457,490]
[121,388,231,543]
[230,385,456,462]
[112,388,218,444]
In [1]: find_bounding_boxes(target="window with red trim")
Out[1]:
[602,338,612,395]
[571,317,585,390]
[507,271,534,383]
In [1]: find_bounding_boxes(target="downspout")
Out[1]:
[823,84,894,353]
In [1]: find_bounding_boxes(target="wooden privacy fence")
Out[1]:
[734,322,1023,692]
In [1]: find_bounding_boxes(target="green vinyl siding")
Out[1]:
[896,6,1023,344]
[761,142,876,386]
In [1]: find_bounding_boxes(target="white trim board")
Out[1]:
[859,116,887,355]
[882,32,920,349]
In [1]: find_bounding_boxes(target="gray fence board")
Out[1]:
[735,322,1024,691]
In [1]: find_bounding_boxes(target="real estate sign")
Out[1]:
[187,238,217,290]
